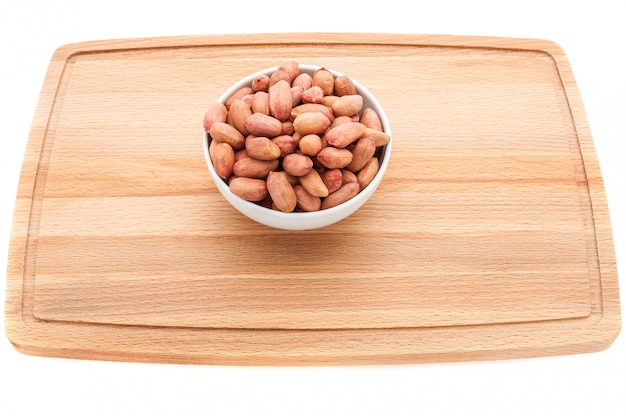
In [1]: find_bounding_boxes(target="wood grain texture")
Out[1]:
[4,33,621,365]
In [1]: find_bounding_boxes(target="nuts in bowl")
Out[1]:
[202,61,392,230]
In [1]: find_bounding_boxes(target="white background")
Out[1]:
[1,1,624,415]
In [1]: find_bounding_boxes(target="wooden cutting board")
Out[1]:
[4,33,620,365]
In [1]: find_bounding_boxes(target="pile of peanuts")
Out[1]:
[204,60,390,212]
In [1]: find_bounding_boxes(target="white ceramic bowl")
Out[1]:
[203,64,392,231]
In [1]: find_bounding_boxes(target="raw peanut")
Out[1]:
[292,73,312,90]
[301,86,324,104]
[203,102,228,132]
[209,141,235,180]
[251,91,270,115]
[233,157,279,179]
[282,153,313,176]
[325,122,367,148]
[312,68,334,95]
[293,185,321,212]
[363,127,391,147]
[267,171,297,212]
[356,157,379,190]
[281,120,295,135]
[291,103,334,121]
[279,60,300,82]
[228,99,252,136]
[209,121,246,150]
[293,112,331,135]
[331,94,363,117]
[298,134,323,156]
[291,86,303,106]
[321,168,343,193]
[321,182,360,209]
[317,147,353,169]
[245,136,281,160]
[329,115,353,129]
[346,136,376,172]
[271,135,296,156]
[244,113,283,137]
[229,177,268,201]
[226,87,253,109]
[269,67,290,87]
[334,75,357,96]
[252,74,270,92]
[341,169,358,184]
[321,95,339,107]
[269,79,292,121]
[359,108,383,131]
[299,169,329,197]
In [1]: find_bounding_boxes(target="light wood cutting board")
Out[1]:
[4,33,620,365]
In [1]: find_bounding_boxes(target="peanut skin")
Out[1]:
[321,182,360,209]
[209,122,245,150]
[292,112,331,136]
[292,73,313,90]
[356,157,380,190]
[298,134,323,157]
[299,169,329,197]
[245,136,281,161]
[209,141,235,180]
[321,168,343,193]
[203,102,227,132]
[282,153,313,177]
[331,94,363,117]
[269,79,292,121]
[346,136,376,173]
[341,169,358,184]
[279,60,300,83]
[251,91,270,115]
[363,127,391,147]
[334,75,357,96]
[228,99,252,136]
[293,185,322,212]
[269,67,291,87]
[291,103,334,122]
[229,177,268,201]
[233,157,279,179]
[271,135,297,157]
[324,122,366,148]
[359,108,383,131]
[312,68,334,95]
[244,113,283,137]
[317,147,353,169]
[251,74,270,92]
[302,86,324,104]
[267,171,297,212]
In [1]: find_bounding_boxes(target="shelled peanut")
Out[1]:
[204,61,390,213]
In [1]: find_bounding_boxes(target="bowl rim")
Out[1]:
[203,64,393,230]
